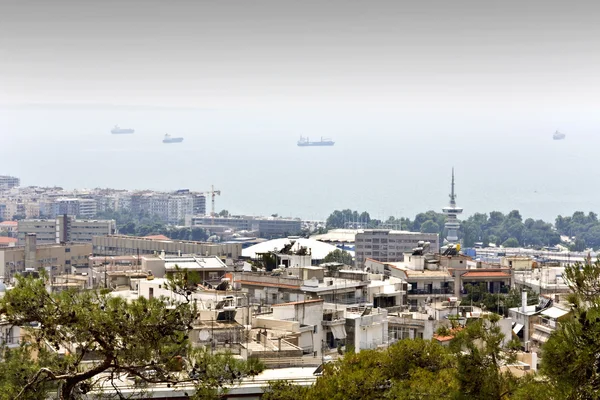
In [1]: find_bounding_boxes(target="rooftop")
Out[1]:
[144,234,171,241]
[0,237,17,245]
[242,238,343,259]
[271,299,324,307]
[164,255,227,271]
[310,229,358,243]
[0,221,18,226]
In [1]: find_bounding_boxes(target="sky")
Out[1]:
[2,0,600,113]
[1,0,600,221]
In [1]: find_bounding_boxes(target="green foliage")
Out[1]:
[326,209,375,229]
[463,284,537,317]
[541,259,600,398]
[461,211,560,248]
[96,209,208,241]
[262,380,311,400]
[450,315,521,400]
[218,210,230,217]
[502,238,520,248]
[322,249,353,266]
[0,273,261,399]
[266,339,458,400]
[265,321,556,400]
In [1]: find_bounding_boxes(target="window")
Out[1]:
[65,248,70,253]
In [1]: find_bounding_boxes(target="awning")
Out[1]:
[531,331,551,343]
[540,307,569,319]
[513,323,524,335]
[330,325,347,340]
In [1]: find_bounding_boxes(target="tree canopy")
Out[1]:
[323,209,600,249]
[321,249,353,266]
[0,273,262,399]
[541,258,600,398]
[96,209,208,241]
[264,320,554,400]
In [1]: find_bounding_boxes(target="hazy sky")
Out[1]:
[2,0,600,112]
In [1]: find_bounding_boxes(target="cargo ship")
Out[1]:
[553,131,566,140]
[111,125,134,134]
[163,134,184,143]
[297,136,335,147]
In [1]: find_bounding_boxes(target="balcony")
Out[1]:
[407,288,453,295]
[322,319,346,327]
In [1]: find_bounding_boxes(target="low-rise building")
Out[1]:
[92,235,242,260]
[0,233,92,281]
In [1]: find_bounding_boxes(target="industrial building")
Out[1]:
[92,235,242,259]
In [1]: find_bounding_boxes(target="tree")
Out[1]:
[502,237,520,248]
[219,210,230,217]
[0,273,262,399]
[541,259,600,399]
[262,380,310,400]
[420,220,440,234]
[321,249,353,266]
[265,339,458,400]
[450,314,521,400]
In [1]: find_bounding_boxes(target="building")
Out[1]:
[187,215,302,238]
[51,198,98,218]
[0,221,18,237]
[167,195,194,224]
[92,235,242,259]
[0,237,17,248]
[354,229,439,267]
[17,216,116,245]
[442,168,463,244]
[242,238,345,265]
[163,254,229,283]
[365,254,453,311]
[0,234,92,281]
[0,175,20,190]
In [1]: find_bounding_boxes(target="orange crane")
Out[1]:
[203,185,221,224]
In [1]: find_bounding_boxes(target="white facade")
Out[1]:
[355,229,439,267]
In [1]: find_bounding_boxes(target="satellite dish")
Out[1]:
[199,330,211,341]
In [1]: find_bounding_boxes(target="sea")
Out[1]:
[1,105,598,223]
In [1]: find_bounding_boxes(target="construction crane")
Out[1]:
[203,185,221,224]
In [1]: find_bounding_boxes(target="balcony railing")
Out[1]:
[407,288,453,295]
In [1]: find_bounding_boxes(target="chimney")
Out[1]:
[25,233,37,270]
[521,290,527,313]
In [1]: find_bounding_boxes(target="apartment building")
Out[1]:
[167,195,194,224]
[17,215,116,245]
[0,233,92,281]
[355,229,440,267]
[51,198,98,218]
[0,175,20,189]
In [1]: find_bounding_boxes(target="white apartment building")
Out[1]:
[0,175,20,189]
[52,198,98,218]
[355,229,440,267]
[167,195,194,224]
